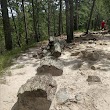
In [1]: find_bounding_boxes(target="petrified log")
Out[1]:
[37,57,63,76]
[51,40,62,58]
[12,75,57,110]
[42,36,62,58]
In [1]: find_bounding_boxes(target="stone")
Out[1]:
[37,65,63,76]
[88,40,94,44]
[51,41,62,58]
[56,88,70,105]
[91,65,100,70]
[81,49,100,61]
[91,65,96,70]
[12,75,57,110]
[100,43,103,45]
[74,93,84,103]
[87,76,101,83]
[32,54,38,58]
[37,57,63,76]
[71,52,80,56]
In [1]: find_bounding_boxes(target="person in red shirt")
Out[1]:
[101,20,106,30]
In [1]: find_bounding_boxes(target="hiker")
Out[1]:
[101,20,106,30]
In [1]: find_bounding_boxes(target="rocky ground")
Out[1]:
[0,32,110,110]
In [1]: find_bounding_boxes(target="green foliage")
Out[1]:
[1,0,110,74]
[0,43,37,76]
[0,48,20,75]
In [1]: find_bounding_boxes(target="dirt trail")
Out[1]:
[1,32,110,110]
[0,48,41,110]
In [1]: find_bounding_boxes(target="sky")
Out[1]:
[0,5,16,17]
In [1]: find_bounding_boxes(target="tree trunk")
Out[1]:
[65,0,70,43]
[58,0,62,36]
[32,0,39,42]
[1,0,12,50]
[48,0,51,36]
[21,0,28,45]
[35,0,40,40]
[8,0,21,47]
[86,0,96,34]
[69,0,74,41]
[53,5,56,36]
[94,14,99,31]
[74,0,78,30]
[65,0,74,43]
[10,8,21,47]
[16,0,22,45]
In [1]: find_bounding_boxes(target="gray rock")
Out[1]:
[56,88,70,104]
[74,92,84,103]
[91,65,96,70]
[71,51,80,56]
[37,57,63,76]
[87,76,101,83]
[32,54,38,58]
[18,74,57,101]
[12,75,57,110]
[81,49,100,61]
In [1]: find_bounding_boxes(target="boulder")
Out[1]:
[12,75,57,110]
[81,49,100,61]
[87,75,101,84]
[37,57,63,76]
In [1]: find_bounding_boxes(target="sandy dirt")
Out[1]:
[0,48,40,110]
[0,32,110,110]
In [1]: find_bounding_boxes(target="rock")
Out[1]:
[18,74,57,100]
[42,49,48,54]
[59,40,67,49]
[91,65,100,70]
[104,43,107,45]
[81,49,100,61]
[12,75,57,110]
[51,41,62,58]
[91,65,96,70]
[37,57,63,76]
[43,37,62,58]
[56,88,70,104]
[79,72,85,76]
[81,62,88,70]
[87,76,101,83]
[71,51,80,56]
[99,42,107,45]
[72,61,82,70]
[37,37,62,58]
[74,93,84,103]
[49,36,55,42]
[88,40,94,44]
[42,49,51,56]
[32,54,38,58]
[53,87,110,110]
[37,65,63,76]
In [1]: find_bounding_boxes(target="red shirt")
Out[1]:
[101,21,105,28]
